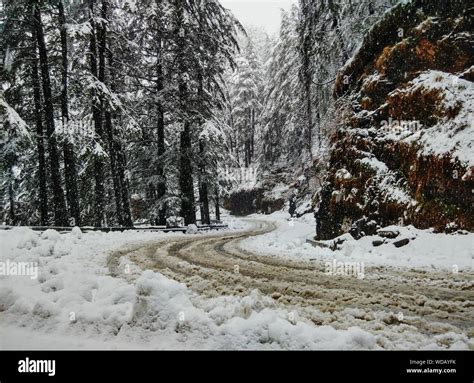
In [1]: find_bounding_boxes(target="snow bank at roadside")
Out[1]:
[222,213,253,231]
[0,226,380,350]
[0,227,165,347]
[241,212,474,272]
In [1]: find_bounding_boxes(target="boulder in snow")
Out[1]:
[186,224,198,235]
[393,238,410,248]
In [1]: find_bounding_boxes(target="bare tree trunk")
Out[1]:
[175,0,196,225]
[300,0,314,157]
[89,0,106,227]
[33,1,68,226]
[179,123,196,225]
[304,78,313,154]
[198,140,210,225]
[116,147,133,226]
[104,110,124,225]
[99,0,125,226]
[58,0,81,226]
[214,187,220,222]
[155,0,167,225]
[105,39,133,227]
[31,32,48,226]
[9,179,15,225]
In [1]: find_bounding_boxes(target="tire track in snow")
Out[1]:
[111,219,474,347]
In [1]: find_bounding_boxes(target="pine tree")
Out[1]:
[261,7,301,167]
[229,50,261,168]
[88,0,107,227]
[33,0,68,226]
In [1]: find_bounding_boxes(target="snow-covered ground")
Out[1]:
[241,211,473,272]
[0,222,379,350]
[0,213,472,350]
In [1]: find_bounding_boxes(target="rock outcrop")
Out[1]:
[315,0,474,240]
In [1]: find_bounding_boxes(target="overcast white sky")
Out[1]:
[220,0,297,35]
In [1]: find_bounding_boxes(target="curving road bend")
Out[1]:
[108,219,474,347]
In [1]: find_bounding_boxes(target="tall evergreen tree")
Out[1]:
[33,0,68,226]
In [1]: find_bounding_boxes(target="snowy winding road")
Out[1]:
[109,219,474,348]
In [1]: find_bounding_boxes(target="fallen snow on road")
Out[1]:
[0,225,379,350]
[1,214,471,350]
[241,212,474,272]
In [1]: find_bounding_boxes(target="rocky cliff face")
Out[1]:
[315,0,474,240]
